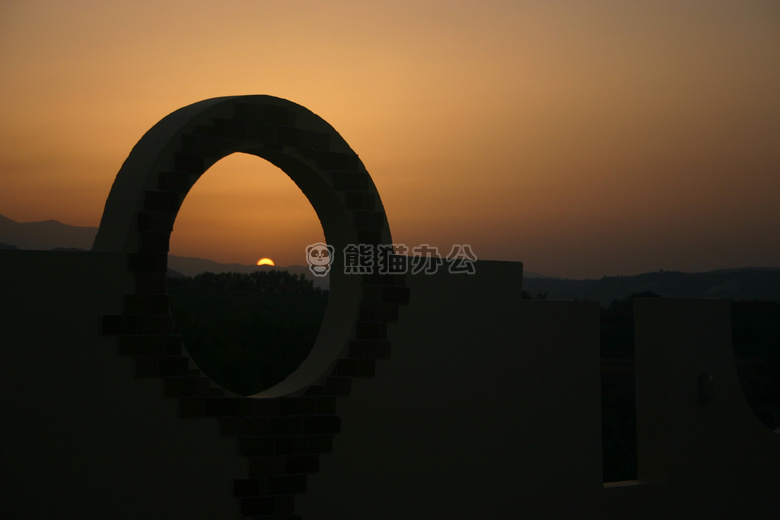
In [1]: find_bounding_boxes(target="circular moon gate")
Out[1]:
[95,95,406,397]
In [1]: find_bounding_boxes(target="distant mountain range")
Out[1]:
[0,214,328,288]
[523,268,780,304]
[0,214,97,250]
[2,214,777,302]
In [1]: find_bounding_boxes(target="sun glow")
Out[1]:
[257,258,275,266]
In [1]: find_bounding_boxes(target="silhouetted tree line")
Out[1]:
[523,268,780,304]
[167,270,327,396]
[168,269,322,295]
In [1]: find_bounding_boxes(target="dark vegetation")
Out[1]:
[167,270,327,396]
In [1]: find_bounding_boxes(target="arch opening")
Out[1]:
[167,153,329,396]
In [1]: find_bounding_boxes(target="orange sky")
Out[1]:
[1,0,778,278]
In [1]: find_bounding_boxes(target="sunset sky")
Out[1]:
[1,0,778,278]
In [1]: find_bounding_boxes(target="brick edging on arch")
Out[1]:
[98,96,408,518]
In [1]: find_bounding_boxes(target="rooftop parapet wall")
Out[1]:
[301,280,780,519]
[0,250,247,518]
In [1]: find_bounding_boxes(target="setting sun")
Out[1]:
[257,258,275,267]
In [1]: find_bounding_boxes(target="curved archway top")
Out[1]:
[93,95,390,255]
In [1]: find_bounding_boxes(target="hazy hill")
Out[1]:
[0,214,97,250]
[520,270,549,279]
[0,214,328,288]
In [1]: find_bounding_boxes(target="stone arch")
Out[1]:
[96,95,406,398]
